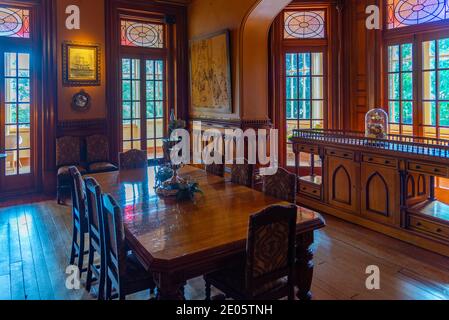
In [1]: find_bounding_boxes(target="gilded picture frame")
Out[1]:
[62,42,101,86]
[189,30,232,116]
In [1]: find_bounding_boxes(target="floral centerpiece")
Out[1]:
[155,163,202,201]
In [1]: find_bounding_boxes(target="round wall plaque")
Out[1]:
[71,90,91,112]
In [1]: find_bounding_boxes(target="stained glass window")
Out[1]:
[284,11,325,39]
[121,20,164,48]
[0,7,30,39]
[387,0,449,29]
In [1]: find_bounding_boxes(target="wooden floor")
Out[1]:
[0,200,449,300]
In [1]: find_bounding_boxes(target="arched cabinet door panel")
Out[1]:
[327,156,359,214]
[405,173,430,207]
[361,164,400,226]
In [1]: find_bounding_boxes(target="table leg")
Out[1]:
[296,231,314,300]
[155,272,186,300]
[294,147,300,178]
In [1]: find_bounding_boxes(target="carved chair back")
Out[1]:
[245,204,297,297]
[119,149,147,170]
[262,168,297,203]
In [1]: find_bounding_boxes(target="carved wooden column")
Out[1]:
[155,272,186,300]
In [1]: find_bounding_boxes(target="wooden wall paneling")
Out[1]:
[56,119,107,138]
[341,0,384,132]
[366,0,383,110]
[335,0,344,130]
[270,16,283,165]
[352,1,368,131]
[41,0,58,195]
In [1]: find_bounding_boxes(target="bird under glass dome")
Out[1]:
[365,108,389,140]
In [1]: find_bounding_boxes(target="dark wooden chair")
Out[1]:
[205,151,225,177]
[102,193,156,300]
[57,137,86,204]
[85,177,106,299]
[205,163,225,177]
[262,168,297,203]
[68,166,89,277]
[231,162,255,188]
[86,135,118,174]
[204,204,298,300]
[118,149,147,170]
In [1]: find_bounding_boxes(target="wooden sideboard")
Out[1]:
[290,129,449,257]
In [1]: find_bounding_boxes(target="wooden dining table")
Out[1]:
[91,166,325,300]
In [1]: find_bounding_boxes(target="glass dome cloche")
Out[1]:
[365,108,389,139]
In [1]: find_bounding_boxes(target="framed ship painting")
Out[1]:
[62,42,101,86]
[190,30,232,116]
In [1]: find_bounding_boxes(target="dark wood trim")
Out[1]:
[189,118,273,130]
[40,0,58,195]
[241,119,273,130]
[56,119,107,138]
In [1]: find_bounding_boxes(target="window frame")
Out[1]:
[384,38,417,136]
[106,0,188,166]
[0,0,40,193]
[274,4,332,169]
[118,12,171,164]
[383,2,449,138]
[284,47,328,131]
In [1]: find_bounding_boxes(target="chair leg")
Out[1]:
[57,186,62,205]
[77,232,85,278]
[69,224,78,265]
[205,279,211,300]
[98,247,106,300]
[105,277,112,300]
[288,286,295,301]
[85,243,94,293]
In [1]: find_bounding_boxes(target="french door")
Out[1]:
[0,49,35,194]
[285,50,326,167]
[120,56,166,163]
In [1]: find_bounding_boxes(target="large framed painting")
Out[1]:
[62,42,101,86]
[190,30,232,115]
